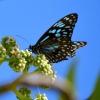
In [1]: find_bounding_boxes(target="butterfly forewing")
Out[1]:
[36,13,78,44]
[29,13,87,63]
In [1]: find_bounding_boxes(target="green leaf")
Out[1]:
[59,60,78,100]
[67,60,78,84]
[88,73,100,100]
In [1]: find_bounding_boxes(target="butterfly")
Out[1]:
[29,13,87,63]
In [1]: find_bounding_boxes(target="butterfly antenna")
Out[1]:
[37,86,40,94]
[16,35,31,44]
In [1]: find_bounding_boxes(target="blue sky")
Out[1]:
[0,0,100,100]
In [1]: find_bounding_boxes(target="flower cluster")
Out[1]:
[18,88,48,100]
[0,45,6,60]
[9,48,34,72]
[1,36,18,56]
[0,36,57,81]
[33,54,57,82]
[0,36,57,100]
[34,94,48,100]
[20,49,34,71]
[0,36,33,72]
[17,87,32,100]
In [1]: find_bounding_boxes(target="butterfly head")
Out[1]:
[28,45,39,54]
[28,45,34,52]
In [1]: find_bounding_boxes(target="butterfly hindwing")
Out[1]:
[71,41,87,51]
[39,44,69,63]
[68,41,87,57]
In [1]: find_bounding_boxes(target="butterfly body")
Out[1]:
[29,13,87,63]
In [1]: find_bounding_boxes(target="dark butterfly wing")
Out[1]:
[38,38,70,63]
[71,41,87,51]
[36,13,78,62]
[39,41,87,63]
[36,13,78,44]
[68,41,87,57]
[30,13,87,63]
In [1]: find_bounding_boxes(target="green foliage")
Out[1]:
[88,73,100,100]
[59,60,77,100]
